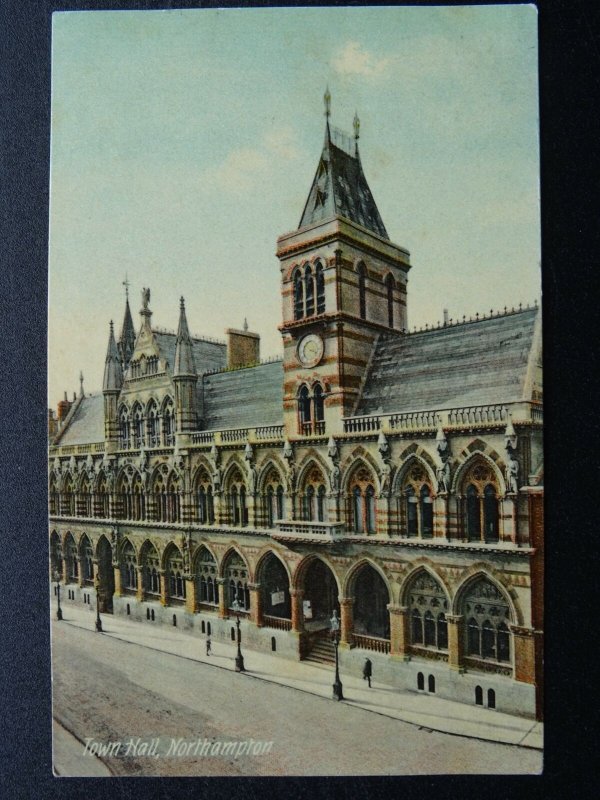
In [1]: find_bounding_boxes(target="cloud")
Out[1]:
[331,41,393,78]
[205,126,302,194]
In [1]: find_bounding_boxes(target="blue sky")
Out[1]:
[49,6,540,406]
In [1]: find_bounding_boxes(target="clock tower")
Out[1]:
[277,92,412,438]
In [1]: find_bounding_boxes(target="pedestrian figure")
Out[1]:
[363,657,372,688]
[206,636,211,656]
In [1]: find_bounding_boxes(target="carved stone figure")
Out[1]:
[142,287,151,309]
[505,452,519,494]
[329,463,340,493]
[436,460,451,493]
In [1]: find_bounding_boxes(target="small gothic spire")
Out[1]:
[174,295,197,377]
[103,320,123,392]
[324,86,331,118]
[243,317,248,332]
[122,274,130,299]
[353,111,360,140]
[79,371,84,398]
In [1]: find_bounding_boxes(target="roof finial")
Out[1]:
[79,371,84,397]
[324,86,331,119]
[122,274,130,300]
[243,317,248,332]
[180,295,185,311]
[353,111,360,140]
[109,319,114,335]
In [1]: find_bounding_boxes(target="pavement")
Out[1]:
[50,601,543,752]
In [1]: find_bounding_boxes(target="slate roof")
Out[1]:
[201,360,284,430]
[354,308,539,416]
[153,332,227,376]
[56,393,105,445]
[299,125,389,239]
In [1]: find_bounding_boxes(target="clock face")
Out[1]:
[298,334,324,367]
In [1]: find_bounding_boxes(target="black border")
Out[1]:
[1,1,598,798]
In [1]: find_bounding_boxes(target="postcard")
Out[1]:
[48,6,543,777]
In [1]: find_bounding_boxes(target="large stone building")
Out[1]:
[49,99,543,720]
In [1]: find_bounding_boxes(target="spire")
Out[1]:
[79,371,84,398]
[118,282,136,367]
[298,96,388,238]
[174,296,197,377]
[103,320,123,391]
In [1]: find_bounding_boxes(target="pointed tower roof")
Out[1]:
[118,294,136,366]
[103,320,123,391]
[174,297,197,377]
[298,92,389,239]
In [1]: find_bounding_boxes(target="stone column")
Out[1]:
[388,605,410,659]
[249,583,263,627]
[447,614,464,671]
[501,496,518,544]
[434,494,448,539]
[339,597,354,647]
[185,577,196,614]
[159,570,168,607]
[290,588,305,633]
[217,577,228,619]
[113,565,123,597]
[511,624,536,684]
[135,567,144,602]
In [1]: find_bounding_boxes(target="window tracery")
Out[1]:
[407,571,449,651]
[463,577,511,663]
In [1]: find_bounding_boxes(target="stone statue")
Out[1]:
[505,452,519,494]
[436,460,451,493]
[380,461,392,495]
[142,287,151,309]
[329,463,340,493]
[248,463,258,494]
[212,466,222,493]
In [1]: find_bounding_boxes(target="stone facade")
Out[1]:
[49,103,543,721]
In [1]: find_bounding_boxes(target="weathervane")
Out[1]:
[122,274,130,299]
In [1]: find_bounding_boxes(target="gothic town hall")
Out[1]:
[49,98,543,720]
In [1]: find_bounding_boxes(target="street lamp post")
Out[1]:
[330,609,344,701]
[231,598,246,672]
[94,575,103,633]
[53,569,63,621]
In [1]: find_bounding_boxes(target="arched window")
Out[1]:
[118,406,130,450]
[462,577,512,664]
[462,461,500,543]
[293,270,303,320]
[406,571,449,652]
[49,475,59,516]
[304,264,314,317]
[396,463,435,539]
[132,403,144,449]
[358,263,367,320]
[152,472,168,523]
[223,552,250,611]
[385,274,394,328]
[475,685,483,705]
[95,473,110,519]
[195,469,214,525]
[147,400,160,447]
[196,548,219,607]
[162,399,175,446]
[132,473,145,522]
[121,541,138,592]
[313,383,325,434]
[142,543,160,596]
[65,536,78,582]
[315,260,325,314]
[227,469,247,527]
[348,466,377,534]
[276,485,285,521]
[301,467,327,523]
[298,385,311,435]
[167,473,181,523]
[78,475,92,517]
[263,468,284,528]
[80,535,94,584]
[166,547,186,603]
[63,476,76,517]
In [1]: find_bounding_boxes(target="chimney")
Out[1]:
[443,308,449,326]
[226,322,260,369]
[57,391,72,424]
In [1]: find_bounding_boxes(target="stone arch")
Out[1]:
[295,450,330,489]
[400,562,452,607]
[339,447,381,494]
[222,455,249,490]
[78,532,94,583]
[219,544,251,579]
[392,452,437,495]
[96,534,115,612]
[452,446,506,495]
[256,456,286,493]
[294,554,341,626]
[255,546,293,587]
[344,558,392,638]
[220,545,251,611]
[292,553,341,594]
[255,548,292,620]
[50,530,62,578]
[453,565,522,625]
[191,456,215,488]
[161,540,184,571]
[163,541,186,602]
[191,541,219,572]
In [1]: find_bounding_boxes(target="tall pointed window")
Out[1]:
[313,383,325,434]
[315,260,325,314]
[462,577,512,664]
[304,264,314,317]
[348,465,376,534]
[147,400,160,447]
[118,406,130,449]
[162,398,175,446]
[293,270,303,320]
[358,263,367,320]
[195,469,214,525]
[301,467,327,523]
[395,463,435,539]
[298,385,311,435]
[406,570,449,653]
[462,461,500,543]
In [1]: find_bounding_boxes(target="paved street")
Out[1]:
[51,610,542,777]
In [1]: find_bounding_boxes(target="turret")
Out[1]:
[173,296,198,434]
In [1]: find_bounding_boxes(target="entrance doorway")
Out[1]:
[97,536,115,613]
